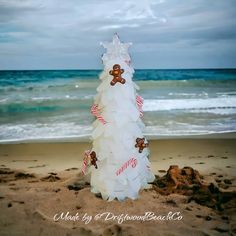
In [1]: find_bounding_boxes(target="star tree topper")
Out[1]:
[100,33,132,64]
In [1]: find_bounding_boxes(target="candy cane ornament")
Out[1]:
[136,95,144,117]
[91,104,107,124]
[116,157,137,176]
[81,150,91,175]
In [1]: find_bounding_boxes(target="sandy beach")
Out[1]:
[0,138,236,236]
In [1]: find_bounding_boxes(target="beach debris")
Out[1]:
[151,165,236,211]
[223,179,232,184]
[54,188,61,193]
[28,164,46,169]
[185,206,192,211]
[65,167,79,171]
[40,173,60,182]
[15,172,35,179]
[135,138,148,153]
[213,227,229,233]
[158,170,166,173]
[165,199,177,207]
[0,168,35,183]
[221,216,229,221]
[12,200,24,204]
[207,155,214,158]
[67,181,90,191]
[0,168,14,175]
[165,165,203,188]
[95,193,102,199]
[48,172,57,175]
[205,216,212,221]
[12,159,37,162]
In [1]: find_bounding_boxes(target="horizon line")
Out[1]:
[0,67,236,71]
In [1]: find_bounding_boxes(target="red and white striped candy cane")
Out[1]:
[136,95,144,117]
[81,150,90,175]
[91,104,107,124]
[116,157,138,176]
[81,159,87,175]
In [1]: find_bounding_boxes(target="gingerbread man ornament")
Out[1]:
[109,64,126,86]
[135,138,149,153]
[90,151,98,169]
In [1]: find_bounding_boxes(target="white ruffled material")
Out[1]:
[89,34,155,201]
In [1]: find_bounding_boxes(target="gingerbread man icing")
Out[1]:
[135,138,149,153]
[109,64,126,86]
[90,151,98,169]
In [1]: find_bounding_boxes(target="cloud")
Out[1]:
[0,0,235,69]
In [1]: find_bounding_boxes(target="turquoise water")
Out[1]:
[0,69,236,143]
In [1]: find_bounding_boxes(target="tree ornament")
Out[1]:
[82,150,98,175]
[90,151,98,169]
[135,138,149,153]
[109,64,126,86]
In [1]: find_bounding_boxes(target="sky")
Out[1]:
[0,0,235,70]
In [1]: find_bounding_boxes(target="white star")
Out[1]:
[101,34,132,63]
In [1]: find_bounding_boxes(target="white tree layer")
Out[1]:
[89,34,155,201]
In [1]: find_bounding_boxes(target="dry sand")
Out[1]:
[0,139,236,236]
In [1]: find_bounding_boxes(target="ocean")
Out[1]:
[0,69,236,143]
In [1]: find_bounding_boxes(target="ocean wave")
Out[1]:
[0,122,235,144]
[143,97,236,114]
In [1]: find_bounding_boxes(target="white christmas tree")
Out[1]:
[84,34,155,201]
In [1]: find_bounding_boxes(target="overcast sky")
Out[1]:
[0,0,235,70]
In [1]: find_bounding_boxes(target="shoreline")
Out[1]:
[0,138,235,177]
[0,131,235,144]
